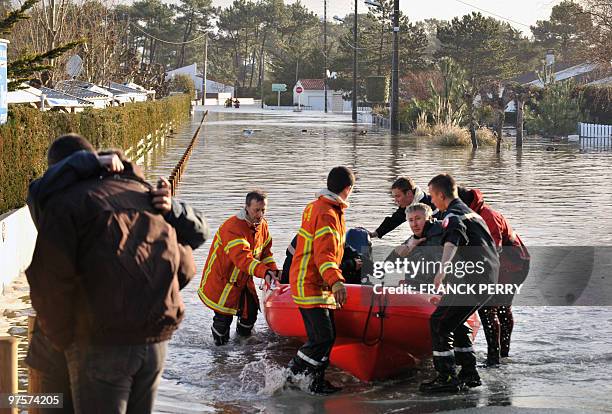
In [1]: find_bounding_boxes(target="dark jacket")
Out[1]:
[26,163,199,351]
[375,189,438,238]
[27,150,209,249]
[440,198,500,284]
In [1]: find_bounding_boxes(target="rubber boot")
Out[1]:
[211,327,229,346]
[309,369,342,395]
[458,368,482,388]
[420,356,462,393]
[236,323,253,338]
[499,305,514,358]
[419,373,462,393]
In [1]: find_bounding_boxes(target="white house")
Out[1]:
[165,63,234,98]
[293,79,347,111]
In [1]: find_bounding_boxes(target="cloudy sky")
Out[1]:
[211,0,564,34]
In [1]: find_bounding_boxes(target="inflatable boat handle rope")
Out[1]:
[361,272,388,347]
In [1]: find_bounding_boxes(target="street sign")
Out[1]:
[0,39,8,125]
[272,83,287,92]
[296,86,303,94]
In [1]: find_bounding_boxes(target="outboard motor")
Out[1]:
[345,227,373,284]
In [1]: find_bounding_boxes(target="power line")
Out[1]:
[130,22,206,45]
[453,0,532,28]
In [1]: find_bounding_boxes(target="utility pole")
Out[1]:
[324,0,328,113]
[390,0,400,133]
[352,0,358,122]
[201,34,207,105]
[260,49,265,108]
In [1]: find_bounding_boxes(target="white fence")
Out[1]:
[578,122,612,138]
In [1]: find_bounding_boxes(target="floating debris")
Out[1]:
[242,129,261,137]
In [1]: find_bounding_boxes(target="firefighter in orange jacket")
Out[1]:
[198,191,280,345]
[288,166,354,395]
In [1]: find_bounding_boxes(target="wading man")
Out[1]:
[288,166,354,394]
[198,190,280,345]
[420,174,499,393]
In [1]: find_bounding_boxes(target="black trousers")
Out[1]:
[25,322,74,414]
[212,288,258,337]
[430,294,487,376]
[291,308,336,373]
[64,341,167,414]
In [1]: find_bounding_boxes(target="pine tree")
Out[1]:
[1,0,82,90]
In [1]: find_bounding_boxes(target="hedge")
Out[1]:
[0,94,191,215]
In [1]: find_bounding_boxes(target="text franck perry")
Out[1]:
[373,283,524,296]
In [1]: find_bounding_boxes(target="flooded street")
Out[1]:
[143,107,612,413]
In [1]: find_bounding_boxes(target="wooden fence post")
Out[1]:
[0,336,18,414]
[27,316,41,414]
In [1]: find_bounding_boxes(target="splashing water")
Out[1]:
[239,359,312,396]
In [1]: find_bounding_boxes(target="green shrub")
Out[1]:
[366,76,389,104]
[576,85,612,124]
[526,80,584,137]
[168,74,196,99]
[0,95,191,215]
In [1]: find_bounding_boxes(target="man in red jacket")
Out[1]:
[459,187,530,366]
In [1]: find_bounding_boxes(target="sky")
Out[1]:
[211,0,564,34]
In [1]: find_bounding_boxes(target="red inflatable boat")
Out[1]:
[263,283,480,382]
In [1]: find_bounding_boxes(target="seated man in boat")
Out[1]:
[367,177,438,240]
[288,166,354,395]
[198,190,281,345]
[420,174,499,393]
[281,229,365,285]
[385,203,444,285]
[458,187,530,366]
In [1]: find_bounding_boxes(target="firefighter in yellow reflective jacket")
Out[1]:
[198,191,280,345]
[288,166,354,395]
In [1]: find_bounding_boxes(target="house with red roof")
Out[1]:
[293,79,345,111]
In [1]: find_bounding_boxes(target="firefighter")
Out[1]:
[288,166,355,395]
[367,177,438,239]
[198,190,280,346]
[419,174,499,393]
[458,187,530,366]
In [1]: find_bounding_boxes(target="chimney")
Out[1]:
[545,49,555,67]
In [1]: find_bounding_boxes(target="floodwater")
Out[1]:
[144,107,612,413]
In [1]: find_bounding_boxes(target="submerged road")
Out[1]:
[140,107,612,414]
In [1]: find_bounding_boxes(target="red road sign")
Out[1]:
[296,86,303,94]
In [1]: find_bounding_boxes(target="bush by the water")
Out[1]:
[0,95,191,215]
[433,124,497,147]
[414,112,431,136]
[526,80,584,137]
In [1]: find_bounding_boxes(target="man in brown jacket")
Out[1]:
[26,135,208,414]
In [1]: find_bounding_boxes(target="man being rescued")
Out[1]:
[198,190,281,346]
[288,166,355,395]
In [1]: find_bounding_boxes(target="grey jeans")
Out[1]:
[64,341,168,414]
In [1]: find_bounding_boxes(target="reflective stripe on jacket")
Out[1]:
[198,210,277,315]
[290,191,347,309]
